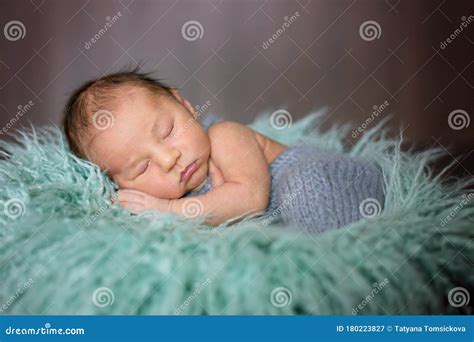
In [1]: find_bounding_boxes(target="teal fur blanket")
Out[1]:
[0,109,473,314]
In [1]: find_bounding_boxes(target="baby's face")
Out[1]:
[89,87,210,199]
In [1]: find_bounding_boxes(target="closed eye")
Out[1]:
[137,160,150,177]
[165,123,174,138]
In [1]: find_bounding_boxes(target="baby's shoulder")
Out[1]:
[207,120,256,142]
[208,120,286,164]
[207,120,247,133]
[207,120,263,157]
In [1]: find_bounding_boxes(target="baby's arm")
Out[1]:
[171,121,271,225]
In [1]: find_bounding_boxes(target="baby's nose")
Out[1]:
[157,148,181,172]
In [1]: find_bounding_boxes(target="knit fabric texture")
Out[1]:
[266,145,385,233]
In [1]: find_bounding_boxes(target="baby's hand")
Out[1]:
[114,189,172,214]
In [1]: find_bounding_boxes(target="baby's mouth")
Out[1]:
[180,160,198,183]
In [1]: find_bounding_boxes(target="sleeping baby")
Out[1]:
[63,70,385,234]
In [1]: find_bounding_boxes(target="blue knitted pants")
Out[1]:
[264,144,385,234]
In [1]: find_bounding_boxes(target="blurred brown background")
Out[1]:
[0,0,473,177]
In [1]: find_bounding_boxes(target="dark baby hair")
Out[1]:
[63,68,173,160]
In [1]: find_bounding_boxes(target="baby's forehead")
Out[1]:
[86,89,163,170]
[87,87,157,131]
[87,126,133,176]
[106,85,152,109]
[109,85,172,114]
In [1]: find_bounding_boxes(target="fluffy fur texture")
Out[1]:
[0,108,472,314]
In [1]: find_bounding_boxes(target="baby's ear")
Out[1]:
[169,88,196,118]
